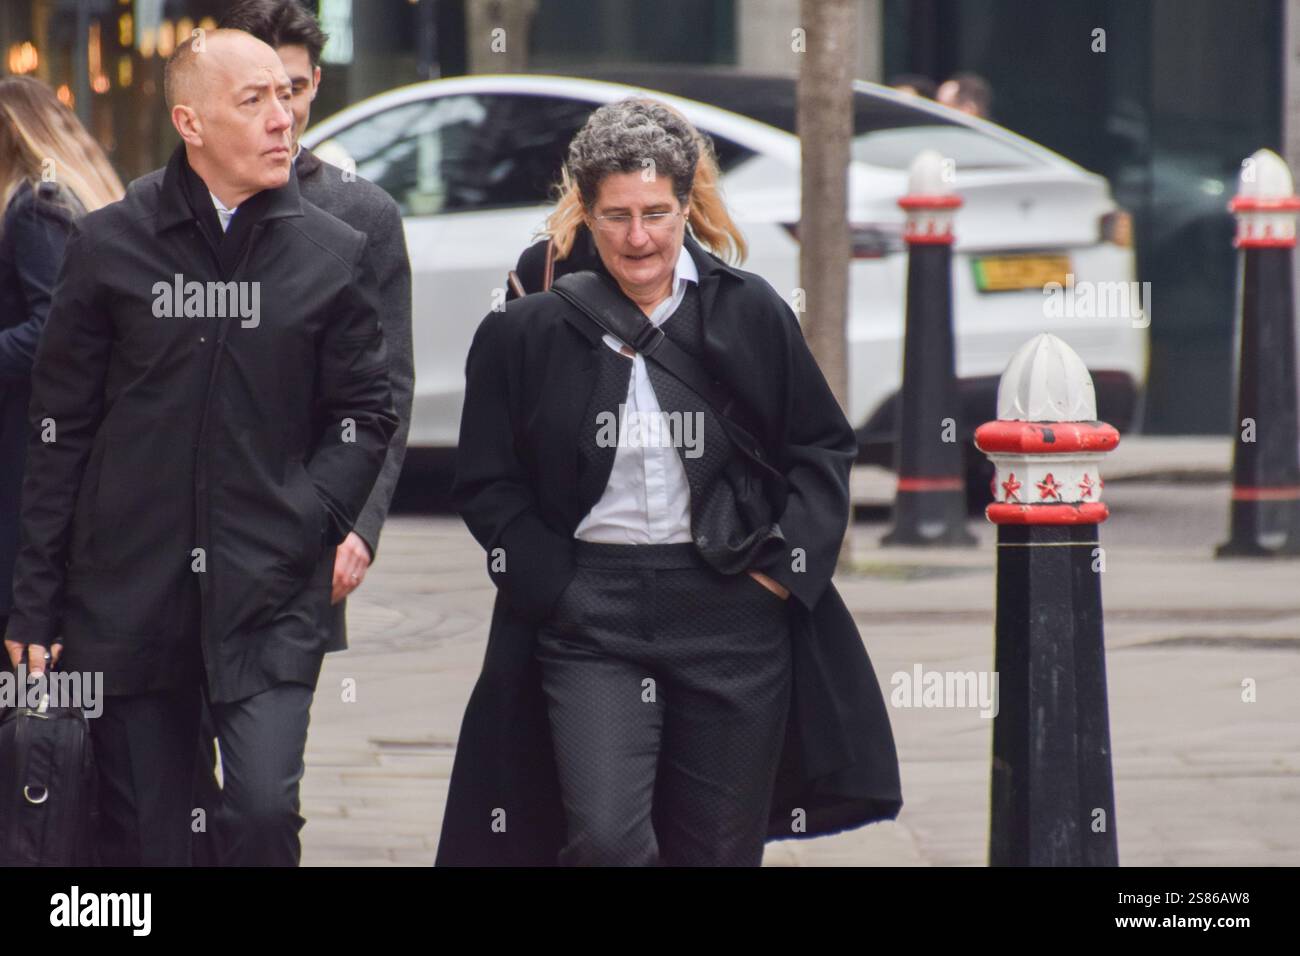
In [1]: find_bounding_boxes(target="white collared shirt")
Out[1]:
[574,244,699,544]
[208,191,237,232]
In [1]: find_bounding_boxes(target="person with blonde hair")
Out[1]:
[0,75,122,652]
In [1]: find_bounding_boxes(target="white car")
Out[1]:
[302,69,1147,494]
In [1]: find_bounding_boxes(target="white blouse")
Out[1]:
[574,245,699,544]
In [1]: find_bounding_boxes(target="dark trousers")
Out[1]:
[535,541,793,867]
[90,677,314,866]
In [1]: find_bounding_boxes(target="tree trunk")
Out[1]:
[798,0,857,565]
[466,0,538,75]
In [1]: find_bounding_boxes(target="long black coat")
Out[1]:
[0,181,79,618]
[435,230,902,865]
[4,145,398,703]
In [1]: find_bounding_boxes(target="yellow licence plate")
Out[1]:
[971,254,1071,292]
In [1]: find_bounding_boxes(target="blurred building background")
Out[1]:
[0,0,1293,433]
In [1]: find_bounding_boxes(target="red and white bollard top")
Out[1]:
[1231,148,1300,248]
[974,333,1120,525]
[899,148,962,245]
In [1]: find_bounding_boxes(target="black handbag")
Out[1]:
[0,655,98,866]
[551,270,789,574]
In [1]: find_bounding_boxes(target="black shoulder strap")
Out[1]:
[551,271,730,407]
[550,270,784,482]
[548,270,738,405]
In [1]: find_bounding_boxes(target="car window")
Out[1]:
[312,96,479,215]
[314,91,760,215]
[314,94,596,215]
[698,131,757,173]
[852,124,1041,170]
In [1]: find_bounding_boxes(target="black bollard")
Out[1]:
[1217,148,1300,557]
[976,333,1120,866]
[883,150,975,546]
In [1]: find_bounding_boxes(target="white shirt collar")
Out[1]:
[640,241,698,329]
[676,240,699,286]
[209,191,237,232]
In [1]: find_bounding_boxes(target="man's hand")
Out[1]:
[4,640,61,675]
[748,569,790,600]
[331,532,373,605]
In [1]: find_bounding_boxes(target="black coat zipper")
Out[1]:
[193,220,265,697]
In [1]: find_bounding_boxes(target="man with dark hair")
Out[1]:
[221,0,330,75]
[6,29,397,866]
[937,71,993,119]
[221,0,411,663]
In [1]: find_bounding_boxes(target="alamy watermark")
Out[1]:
[595,406,704,458]
[50,886,150,936]
[890,664,999,718]
[0,666,103,718]
[152,274,260,328]
[1043,273,1150,329]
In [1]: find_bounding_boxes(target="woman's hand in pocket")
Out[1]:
[747,569,790,600]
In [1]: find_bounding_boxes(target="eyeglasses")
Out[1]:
[590,210,685,235]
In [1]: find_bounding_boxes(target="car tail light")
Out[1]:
[1099,209,1133,246]
[780,222,906,259]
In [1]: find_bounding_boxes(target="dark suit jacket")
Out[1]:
[294,147,414,652]
[435,230,902,865]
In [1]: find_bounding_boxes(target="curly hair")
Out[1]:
[566,98,699,212]
[542,96,747,265]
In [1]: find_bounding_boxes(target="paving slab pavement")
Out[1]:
[300,476,1300,867]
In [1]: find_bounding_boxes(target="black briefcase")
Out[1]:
[0,662,98,866]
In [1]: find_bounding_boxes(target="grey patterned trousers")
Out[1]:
[535,541,793,866]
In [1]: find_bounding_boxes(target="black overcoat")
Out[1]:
[4,145,397,703]
[129,148,416,655]
[435,230,902,865]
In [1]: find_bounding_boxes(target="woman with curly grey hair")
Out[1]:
[505,97,746,298]
[438,97,902,867]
